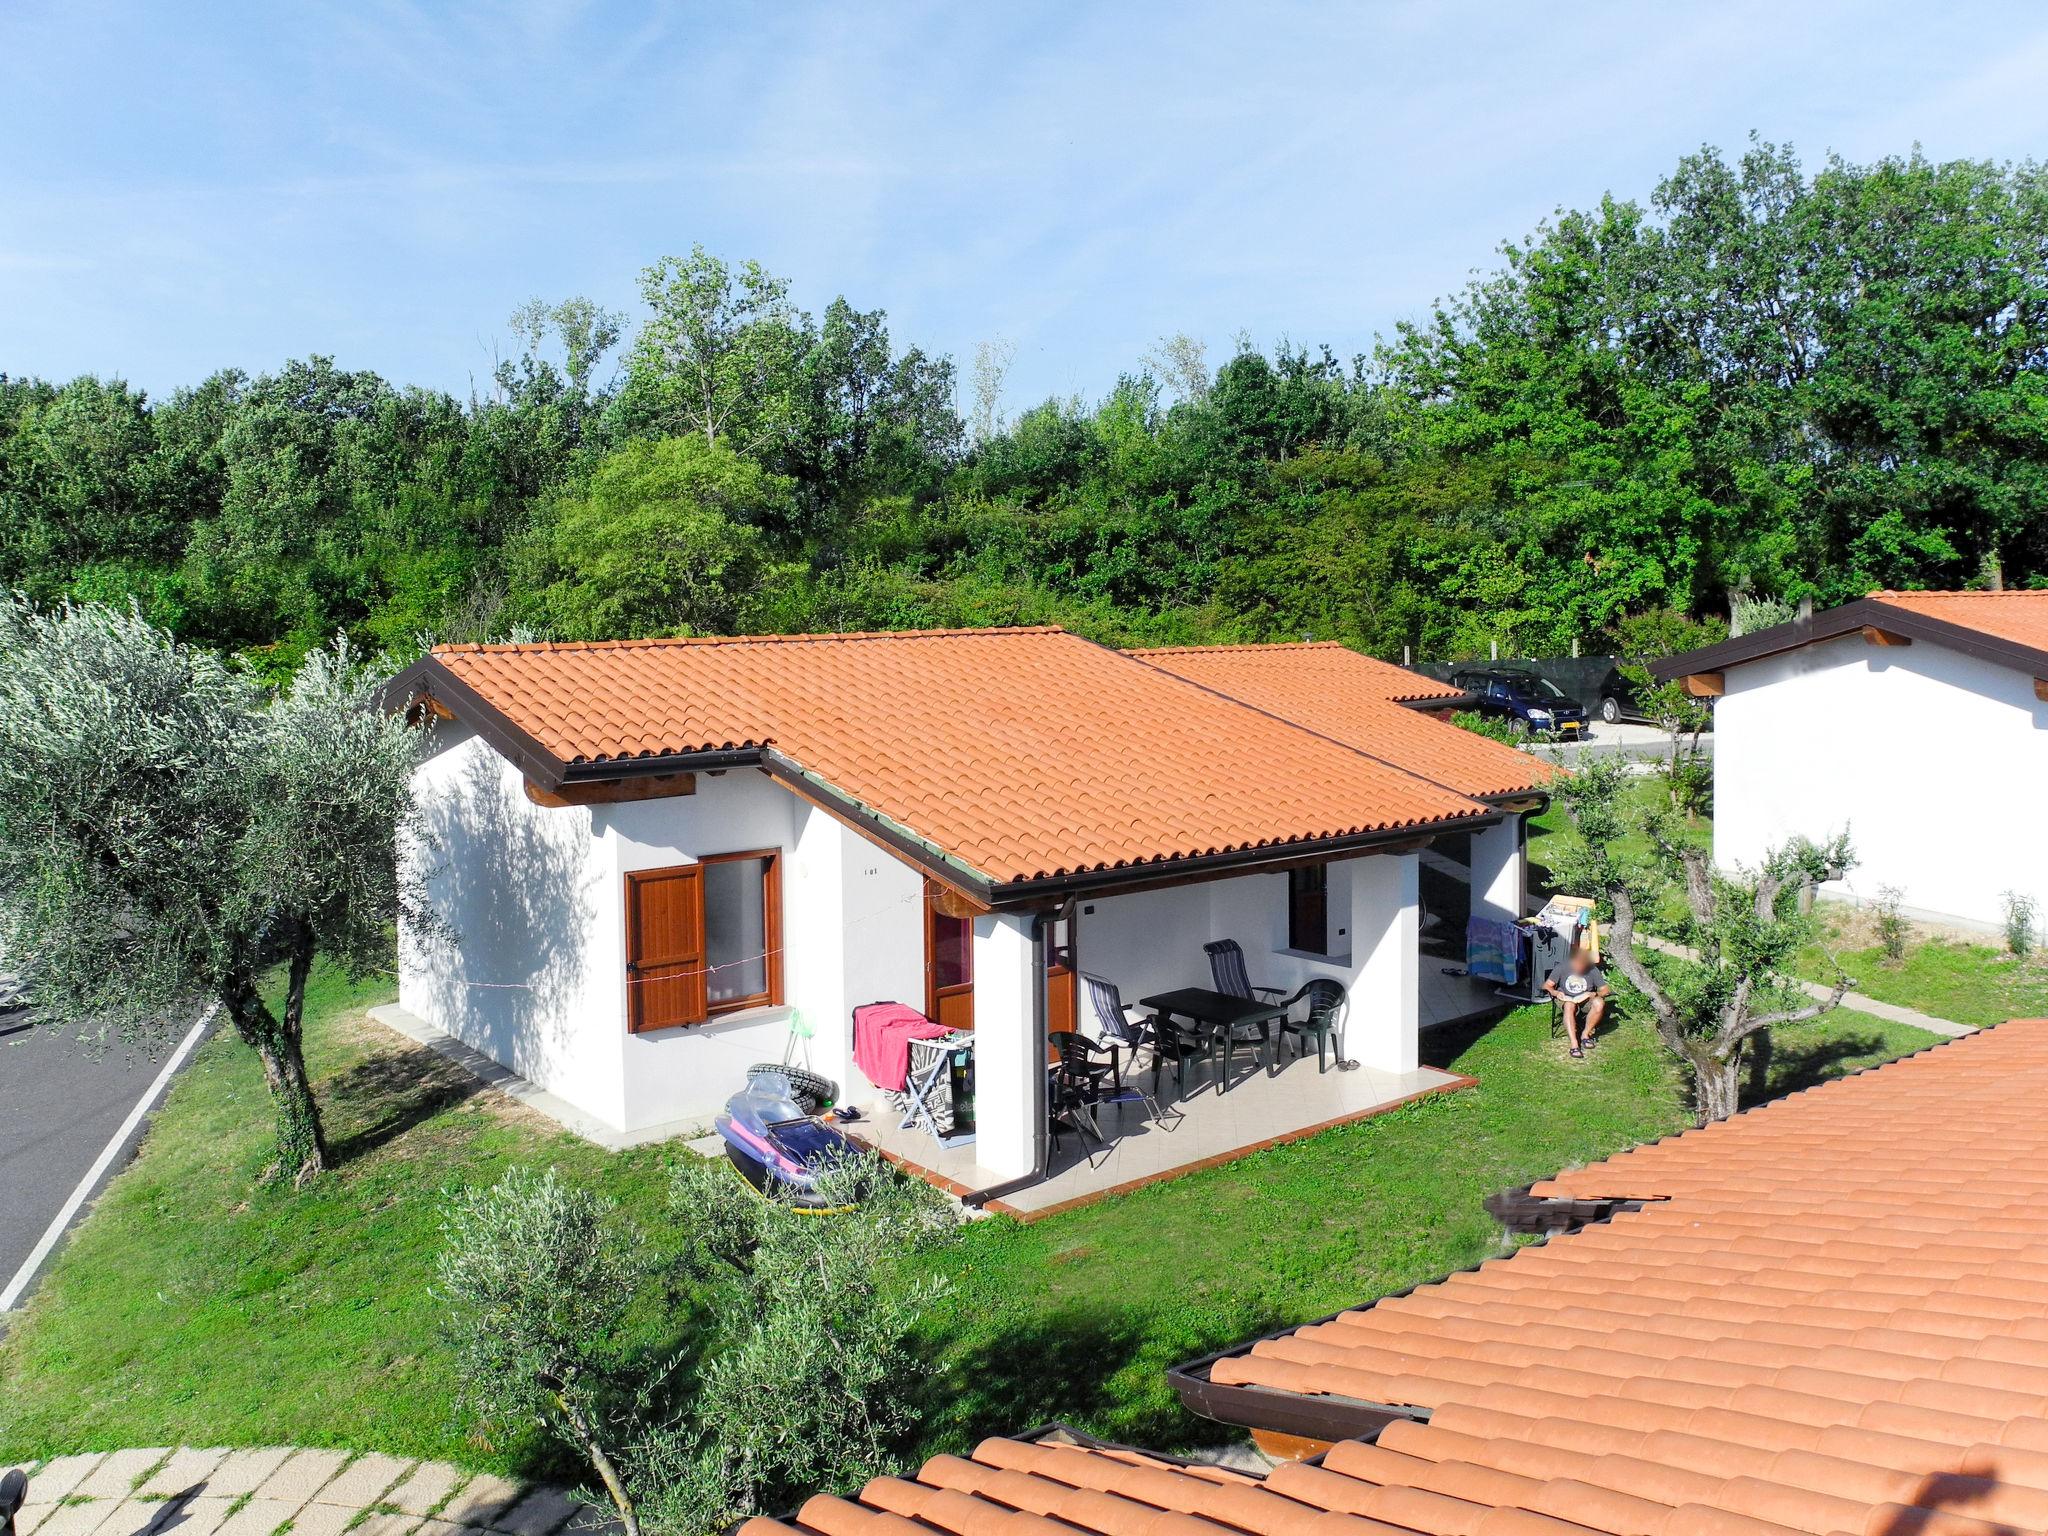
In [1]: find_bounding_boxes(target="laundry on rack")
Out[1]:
[852,1001,947,1093]
[1464,916,1524,986]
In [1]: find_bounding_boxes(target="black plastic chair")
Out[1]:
[1051,1027,1120,1095]
[1274,978,1347,1072]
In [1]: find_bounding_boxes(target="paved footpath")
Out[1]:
[1638,934,1977,1038]
[3,1448,613,1536]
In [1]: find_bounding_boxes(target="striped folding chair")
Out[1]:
[1082,973,1197,1107]
[1204,939,1288,1002]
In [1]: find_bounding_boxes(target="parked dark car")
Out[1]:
[1449,666,1591,739]
[1596,666,1646,724]
[1595,665,1714,727]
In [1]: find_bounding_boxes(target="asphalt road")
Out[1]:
[0,1009,189,1312]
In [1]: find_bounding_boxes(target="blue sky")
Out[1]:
[6,1,2048,415]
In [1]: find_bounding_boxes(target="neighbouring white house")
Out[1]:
[384,627,1550,1200]
[1657,589,2048,935]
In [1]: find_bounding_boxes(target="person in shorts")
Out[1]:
[1543,947,1609,1059]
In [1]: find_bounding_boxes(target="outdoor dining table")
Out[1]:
[1137,986,1290,1091]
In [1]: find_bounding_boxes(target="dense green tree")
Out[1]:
[6,140,2047,674]
[522,437,783,639]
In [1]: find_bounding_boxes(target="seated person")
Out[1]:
[1543,947,1609,1059]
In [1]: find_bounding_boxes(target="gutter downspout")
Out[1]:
[962,908,1053,1209]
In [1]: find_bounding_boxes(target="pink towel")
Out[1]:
[853,1001,947,1093]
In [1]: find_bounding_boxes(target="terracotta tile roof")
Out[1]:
[1178,1022,2048,1536]
[428,628,1490,888]
[1656,588,2048,685]
[1133,644,1551,801]
[1133,642,1467,705]
[1868,589,2048,655]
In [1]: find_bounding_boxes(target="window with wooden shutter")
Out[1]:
[626,866,708,1032]
[625,852,782,1033]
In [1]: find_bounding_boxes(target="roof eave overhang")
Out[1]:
[982,807,1506,910]
[386,656,1508,912]
[1651,598,2048,685]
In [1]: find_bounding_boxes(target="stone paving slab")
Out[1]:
[198,1451,295,1499]
[383,1461,467,1517]
[25,1502,117,1536]
[144,1494,239,1536]
[278,1504,364,1536]
[439,1473,523,1529]
[93,1496,180,1536]
[211,1497,300,1536]
[492,1486,581,1536]
[310,1454,411,1509]
[77,1452,171,1501]
[252,1450,349,1510]
[413,1519,492,1536]
[7,1448,583,1536]
[26,1455,107,1502]
[139,1450,228,1498]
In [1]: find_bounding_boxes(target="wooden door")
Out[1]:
[625,866,707,1032]
[1046,910,1077,1036]
[924,880,975,1031]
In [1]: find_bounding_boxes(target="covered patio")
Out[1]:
[850,1040,1471,1218]
[846,825,1523,1218]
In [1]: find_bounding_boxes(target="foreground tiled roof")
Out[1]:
[1867,589,2048,656]
[1134,643,1550,801]
[429,628,1489,887]
[1194,1022,2048,1536]
[1133,642,1466,705]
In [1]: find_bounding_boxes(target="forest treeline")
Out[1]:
[5,137,2047,678]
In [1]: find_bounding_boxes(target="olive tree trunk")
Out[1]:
[223,923,328,1186]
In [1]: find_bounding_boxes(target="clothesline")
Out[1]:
[411,882,955,992]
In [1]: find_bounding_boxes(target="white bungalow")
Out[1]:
[384,628,1549,1211]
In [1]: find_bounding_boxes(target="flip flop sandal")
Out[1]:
[1569,1046,1585,1059]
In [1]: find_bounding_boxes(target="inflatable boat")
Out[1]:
[714,1069,860,1210]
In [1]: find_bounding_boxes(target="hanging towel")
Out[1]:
[852,1001,948,1093]
[1465,917,1522,986]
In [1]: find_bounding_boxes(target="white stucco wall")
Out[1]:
[399,737,925,1135]
[1467,815,1526,923]
[1714,633,2048,933]
[970,911,1042,1179]
[1076,851,1422,1075]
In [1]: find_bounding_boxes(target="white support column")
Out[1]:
[1349,852,1420,1073]
[1468,814,1526,924]
[971,911,1042,1180]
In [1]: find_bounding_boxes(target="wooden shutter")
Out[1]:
[625,866,707,1032]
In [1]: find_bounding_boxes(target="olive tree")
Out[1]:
[1554,758,1853,1123]
[0,599,427,1184]
[438,1168,648,1536]
[438,1154,956,1536]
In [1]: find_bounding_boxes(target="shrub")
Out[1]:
[631,1156,956,1535]
[438,1167,650,1535]
[2002,890,2038,959]
[441,1155,959,1536]
[1871,886,1909,965]
[1451,709,1520,746]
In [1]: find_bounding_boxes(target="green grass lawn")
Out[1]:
[0,963,1939,1470]
[1524,770,1710,934]
[0,966,680,1474]
[1797,909,2048,1029]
